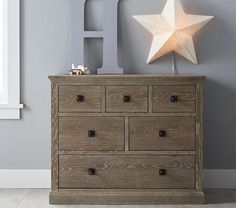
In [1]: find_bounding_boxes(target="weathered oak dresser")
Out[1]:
[49,75,205,204]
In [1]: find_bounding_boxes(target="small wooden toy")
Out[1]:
[68,64,90,75]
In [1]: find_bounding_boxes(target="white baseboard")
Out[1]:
[203,169,236,189]
[0,169,235,189]
[0,169,51,188]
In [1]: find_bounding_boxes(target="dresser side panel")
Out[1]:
[51,81,59,191]
[195,81,204,191]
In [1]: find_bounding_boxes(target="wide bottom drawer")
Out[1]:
[59,154,195,189]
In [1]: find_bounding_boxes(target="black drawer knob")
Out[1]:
[159,130,166,137]
[170,95,178,103]
[76,95,84,102]
[88,168,96,175]
[123,95,131,103]
[159,169,167,176]
[88,130,96,137]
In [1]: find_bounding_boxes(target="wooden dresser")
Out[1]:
[49,75,205,204]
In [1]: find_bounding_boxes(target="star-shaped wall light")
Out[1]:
[133,0,213,64]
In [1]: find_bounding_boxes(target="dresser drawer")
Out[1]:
[129,117,195,151]
[152,86,196,112]
[106,86,148,112]
[59,154,195,189]
[59,86,101,112]
[59,117,124,151]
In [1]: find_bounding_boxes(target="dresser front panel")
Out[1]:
[50,75,205,204]
[106,86,148,112]
[129,116,195,151]
[59,85,101,112]
[59,117,125,151]
[59,154,195,189]
[152,86,196,113]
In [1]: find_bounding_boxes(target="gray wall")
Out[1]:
[0,0,235,169]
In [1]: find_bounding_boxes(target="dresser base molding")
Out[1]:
[49,189,205,205]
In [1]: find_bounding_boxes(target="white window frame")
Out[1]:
[0,0,23,119]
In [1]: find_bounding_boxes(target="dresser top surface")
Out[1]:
[49,74,205,82]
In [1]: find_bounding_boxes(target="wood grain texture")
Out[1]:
[59,154,195,189]
[59,117,125,151]
[125,116,129,151]
[196,82,204,191]
[49,75,205,85]
[106,86,148,112]
[152,85,196,112]
[59,112,196,117]
[58,150,196,155]
[49,75,205,204]
[51,81,59,191]
[101,85,106,113]
[149,85,153,112]
[50,189,204,204]
[129,116,195,151]
[59,85,101,112]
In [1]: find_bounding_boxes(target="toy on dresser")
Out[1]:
[68,64,90,75]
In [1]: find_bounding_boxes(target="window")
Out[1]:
[0,0,8,104]
[0,0,23,119]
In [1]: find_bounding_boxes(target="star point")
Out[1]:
[133,0,213,64]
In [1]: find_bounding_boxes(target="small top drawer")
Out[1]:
[59,86,101,112]
[152,86,196,112]
[106,86,148,112]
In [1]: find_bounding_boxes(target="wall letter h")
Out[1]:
[71,0,123,74]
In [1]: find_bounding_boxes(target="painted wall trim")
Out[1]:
[0,169,235,188]
[0,169,51,188]
[0,104,23,119]
[0,0,23,120]
[203,169,236,189]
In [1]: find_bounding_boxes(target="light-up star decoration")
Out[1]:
[133,0,213,64]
